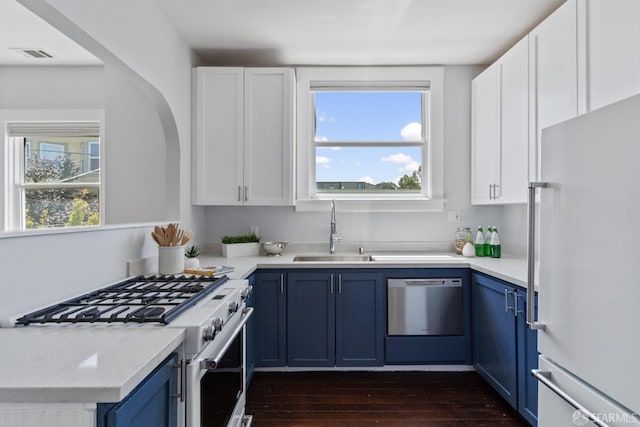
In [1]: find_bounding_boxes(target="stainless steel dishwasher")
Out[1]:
[387,278,463,336]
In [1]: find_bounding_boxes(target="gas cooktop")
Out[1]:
[15,274,229,325]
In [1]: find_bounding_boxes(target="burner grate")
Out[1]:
[15,275,229,325]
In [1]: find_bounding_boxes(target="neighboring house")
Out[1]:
[317,181,377,191]
[24,136,100,177]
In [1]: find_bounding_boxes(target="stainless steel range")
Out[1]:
[13,274,254,427]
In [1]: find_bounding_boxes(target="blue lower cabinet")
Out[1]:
[245,274,256,385]
[97,353,178,427]
[254,271,287,367]
[286,270,385,368]
[517,290,539,425]
[472,273,518,408]
[472,272,538,426]
[335,272,385,367]
[287,271,336,367]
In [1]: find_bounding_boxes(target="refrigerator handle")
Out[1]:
[527,182,547,330]
[532,369,611,427]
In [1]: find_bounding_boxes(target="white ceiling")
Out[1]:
[0,0,566,67]
[156,0,566,66]
[0,0,100,66]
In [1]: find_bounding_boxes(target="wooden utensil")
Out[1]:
[152,223,192,246]
[166,223,176,246]
[181,230,192,246]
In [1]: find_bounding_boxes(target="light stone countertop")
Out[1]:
[0,327,184,403]
[0,249,527,405]
[199,250,528,288]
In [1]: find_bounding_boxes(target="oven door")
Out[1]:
[186,307,253,427]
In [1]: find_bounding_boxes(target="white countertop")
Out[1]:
[200,251,528,288]
[0,327,184,403]
[0,249,526,405]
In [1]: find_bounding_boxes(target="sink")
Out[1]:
[293,255,373,262]
[370,254,456,261]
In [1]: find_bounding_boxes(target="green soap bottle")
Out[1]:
[474,226,486,257]
[489,226,501,258]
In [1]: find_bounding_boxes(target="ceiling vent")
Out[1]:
[9,48,54,59]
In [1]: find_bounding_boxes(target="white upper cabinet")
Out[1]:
[192,67,295,206]
[471,63,500,204]
[578,0,640,113]
[472,36,529,205]
[473,0,640,199]
[498,37,529,204]
[529,0,579,180]
[243,68,295,206]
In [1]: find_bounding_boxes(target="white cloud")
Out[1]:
[317,145,342,151]
[400,122,422,141]
[359,176,375,184]
[316,155,332,169]
[315,136,329,142]
[381,153,420,173]
[317,111,336,123]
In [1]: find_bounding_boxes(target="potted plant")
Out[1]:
[221,233,260,257]
[184,245,201,268]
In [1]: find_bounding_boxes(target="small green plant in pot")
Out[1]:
[184,245,201,268]
[221,233,260,257]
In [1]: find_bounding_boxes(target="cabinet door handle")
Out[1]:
[172,358,186,402]
[338,274,342,294]
[244,185,249,202]
[280,274,284,294]
[515,292,525,317]
[238,185,242,202]
[489,183,500,200]
[504,289,514,313]
[330,275,334,294]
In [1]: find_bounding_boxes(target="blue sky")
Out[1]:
[314,91,423,185]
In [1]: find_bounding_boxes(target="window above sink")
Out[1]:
[295,67,445,213]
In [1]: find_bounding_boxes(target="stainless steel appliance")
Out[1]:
[168,280,253,427]
[529,94,640,426]
[387,278,463,336]
[13,274,253,427]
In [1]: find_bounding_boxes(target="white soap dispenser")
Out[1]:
[462,233,475,257]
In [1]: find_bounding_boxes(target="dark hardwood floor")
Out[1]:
[246,371,530,427]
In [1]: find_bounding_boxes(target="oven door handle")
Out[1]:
[200,307,253,370]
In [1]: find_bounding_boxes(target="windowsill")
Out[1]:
[294,198,445,213]
[0,221,175,240]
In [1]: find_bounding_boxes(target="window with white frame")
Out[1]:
[5,122,101,230]
[296,67,444,211]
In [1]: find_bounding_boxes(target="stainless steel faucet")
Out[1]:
[329,200,342,254]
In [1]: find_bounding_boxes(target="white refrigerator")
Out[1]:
[531,93,640,426]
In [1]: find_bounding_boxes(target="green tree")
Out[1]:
[398,166,422,190]
[24,153,99,228]
[376,182,398,190]
[67,198,90,226]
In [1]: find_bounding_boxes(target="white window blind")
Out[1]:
[7,122,100,137]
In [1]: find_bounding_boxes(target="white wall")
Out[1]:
[0,66,104,109]
[103,65,169,224]
[501,204,528,254]
[204,66,504,250]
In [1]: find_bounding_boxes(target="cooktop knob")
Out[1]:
[202,325,215,342]
[212,317,224,332]
[228,301,239,313]
[240,285,253,300]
